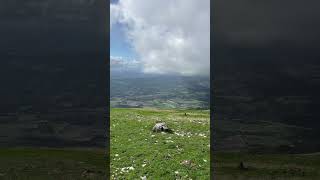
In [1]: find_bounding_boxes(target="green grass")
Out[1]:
[3,108,317,180]
[214,152,320,180]
[0,148,107,180]
[110,108,210,179]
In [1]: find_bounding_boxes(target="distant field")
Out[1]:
[110,75,210,109]
[0,148,107,180]
[110,108,210,179]
[214,152,320,180]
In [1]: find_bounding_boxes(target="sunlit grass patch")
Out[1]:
[110,108,210,179]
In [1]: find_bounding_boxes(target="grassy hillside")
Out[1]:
[213,107,320,179]
[214,59,320,152]
[0,108,106,148]
[213,117,313,153]
[110,108,210,179]
[214,152,320,180]
[0,148,107,179]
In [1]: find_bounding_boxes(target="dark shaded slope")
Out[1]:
[213,44,320,153]
[0,0,108,147]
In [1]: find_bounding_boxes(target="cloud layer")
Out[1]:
[110,56,142,72]
[111,0,210,76]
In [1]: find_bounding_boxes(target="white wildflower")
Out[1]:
[120,166,135,173]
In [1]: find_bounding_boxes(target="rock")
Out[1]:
[180,160,192,166]
[238,161,248,170]
[152,122,169,132]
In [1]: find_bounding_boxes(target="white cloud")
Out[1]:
[111,0,210,76]
[110,56,141,71]
[110,4,121,29]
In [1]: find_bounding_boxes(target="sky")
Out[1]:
[110,22,137,60]
[110,0,210,76]
[110,0,136,61]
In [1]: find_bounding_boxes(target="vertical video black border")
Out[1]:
[106,0,111,177]
[210,0,214,179]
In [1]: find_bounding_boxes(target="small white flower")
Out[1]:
[203,159,207,162]
[115,154,119,157]
[142,164,147,167]
[120,166,135,173]
[175,171,179,174]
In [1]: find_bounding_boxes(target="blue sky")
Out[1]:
[110,0,118,3]
[110,22,136,60]
[110,0,136,60]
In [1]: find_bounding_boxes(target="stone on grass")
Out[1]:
[152,122,169,132]
[238,161,248,170]
[180,160,192,166]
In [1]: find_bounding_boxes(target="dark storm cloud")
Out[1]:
[214,0,320,50]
